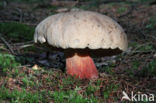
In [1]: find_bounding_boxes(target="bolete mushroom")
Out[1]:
[34,10,128,79]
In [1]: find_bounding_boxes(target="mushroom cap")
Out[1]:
[34,11,128,51]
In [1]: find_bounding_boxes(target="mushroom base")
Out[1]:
[66,53,98,79]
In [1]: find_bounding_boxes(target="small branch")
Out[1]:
[100,0,128,4]
[80,0,128,4]
[14,41,33,46]
[0,33,16,55]
[18,44,34,49]
[130,50,156,54]
[0,45,8,51]
[0,41,34,50]
[15,8,23,23]
[147,35,156,41]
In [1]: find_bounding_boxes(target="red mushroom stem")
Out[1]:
[65,52,98,79]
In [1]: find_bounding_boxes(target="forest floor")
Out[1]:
[0,0,156,103]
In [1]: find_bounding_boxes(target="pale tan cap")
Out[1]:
[34,11,128,51]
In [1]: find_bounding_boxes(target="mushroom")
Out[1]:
[34,11,128,79]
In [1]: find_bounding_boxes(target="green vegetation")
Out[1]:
[0,53,19,69]
[117,7,128,14]
[0,22,34,42]
[146,16,156,31]
[139,60,156,77]
[52,88,98,103]
[132,61,140,70]
[0,86,98,103]
[129,42,155,52]
[86,82,99,96]
[103,84,119,100]
[0,53,20,75]
[138,44,154,52]
[124,59,156,78]
[0,87,44,103]
[61,77,75,89]
[22,75,35,87]
[77,0,101,10]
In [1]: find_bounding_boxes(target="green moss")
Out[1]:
[0,53,20,76]
[101,66,115,75]
[86,82,100,96]
[0,22,34,42]
[0,87,44,103]
[146,16,156,30]
[52,88,98,103]
[138,44,154,52]
[139,60,156,77]
[129,42,155,52]
[103,84,119,100]
[129,42,138,47]
[132,61,140,70]
[117,7,128,14]
[22,75,35,87]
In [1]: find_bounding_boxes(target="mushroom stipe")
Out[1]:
[66,52,98,79]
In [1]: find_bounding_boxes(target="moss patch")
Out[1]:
[0,22,34,42]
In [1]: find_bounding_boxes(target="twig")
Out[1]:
[100,0,129,4]
[0,45,8,51]
[14,41,33,46]
[0,33,16,55]
[80,0,128,5]
[130,50,156,55]
[15,8,23,23]
[132,42,151,51]
[146,35,156,41]
[18,44,34,49]
[0,41,34,50]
